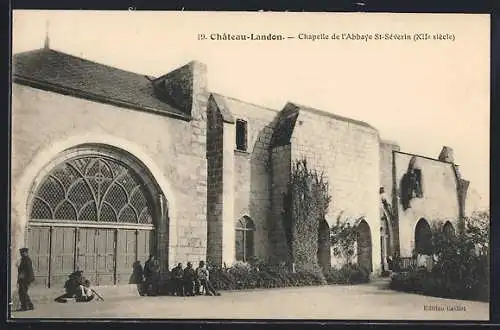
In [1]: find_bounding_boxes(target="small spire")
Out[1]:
[44,20,50,49]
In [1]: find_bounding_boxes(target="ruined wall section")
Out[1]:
[290,107,382,274]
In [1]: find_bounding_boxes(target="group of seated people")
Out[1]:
[170,261,220,297]
[54,258,221,301]
[55,271,96,303]
[133,257,220,297]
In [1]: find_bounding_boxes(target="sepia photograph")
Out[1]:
[10,10,490,321]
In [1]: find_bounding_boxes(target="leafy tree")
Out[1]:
[464,210,489,256]
[329,215,358,266]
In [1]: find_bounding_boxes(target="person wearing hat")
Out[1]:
[171,263,184,296]
[55,270,86,303]
[17,248,35,311]
[183,262,196,296]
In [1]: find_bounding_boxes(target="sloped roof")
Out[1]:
[210,92,279,124]
[210,93,235,123]
[12,47,189,119]
[289,102,377,131]
[270,101,378,148]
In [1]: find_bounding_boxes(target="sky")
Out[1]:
[12,11,490,210]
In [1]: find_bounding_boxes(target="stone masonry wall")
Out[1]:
[393,152,461,258]
[221,96,278,261]
[290,110,382,274]
[11,67,208,290]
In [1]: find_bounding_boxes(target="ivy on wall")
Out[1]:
[282,159,331,273]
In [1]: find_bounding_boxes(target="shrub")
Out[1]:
[158,260,328,294]
[390,211,489,302]
[209,261,326,291]
[324,263,370,285]
[390,265,488,302]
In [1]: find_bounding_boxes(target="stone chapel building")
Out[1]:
[11,44,472,289]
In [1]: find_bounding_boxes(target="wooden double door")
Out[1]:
[27,225,154,288]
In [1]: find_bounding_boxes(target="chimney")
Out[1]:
[438,146,454,163]
[152,61,208,119]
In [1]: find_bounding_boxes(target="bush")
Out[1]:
[324,263,370,285]
[390,212,489,302]
[209,261,326,291]
[389,268,428,293]
[390,265,489,302]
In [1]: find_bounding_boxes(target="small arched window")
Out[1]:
[235,216,255,262]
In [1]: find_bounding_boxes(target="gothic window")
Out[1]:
[235,216,255,262]
[30,156,154,225]
[401,158,424,210]
[236,119,248,152]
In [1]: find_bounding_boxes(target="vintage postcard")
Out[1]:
[10,10,490,321]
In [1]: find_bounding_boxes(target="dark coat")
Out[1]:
[183,267,196,282]
[144,259,157,277]
[18,256,35,284]
[64,271,85,294]
[144,259,160,283]
[172,266,183,280]
[130,261,144,284]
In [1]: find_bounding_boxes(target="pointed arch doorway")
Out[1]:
[317,219,331,271]
[356,219,373,273]
[414,218,433,255]
[26,146,167,288]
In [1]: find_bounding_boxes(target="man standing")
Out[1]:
[183,262,196,296]
[131,261,145,296]
[144,255,160,296]
[171,263,184,296]
[17,248,35,311]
